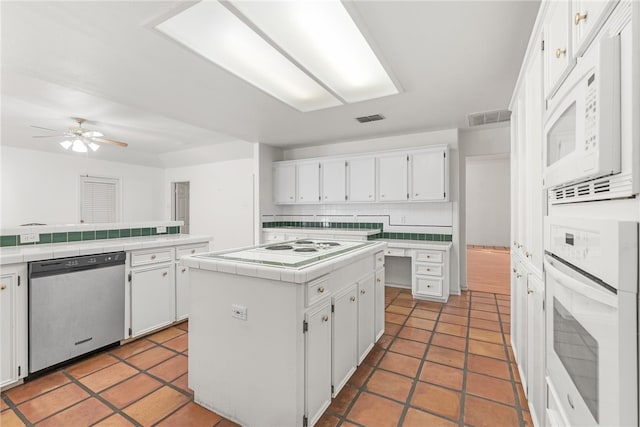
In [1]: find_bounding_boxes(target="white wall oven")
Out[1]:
[544,216,637,426]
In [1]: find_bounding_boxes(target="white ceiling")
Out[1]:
[1,1,539,165]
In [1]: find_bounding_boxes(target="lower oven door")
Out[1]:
[544,255,637,427]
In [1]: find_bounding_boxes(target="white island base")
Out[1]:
[184,241,386,427]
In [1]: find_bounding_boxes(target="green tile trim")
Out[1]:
[68,232,82,242]
[52,233,67,243]
[1,235,17,247]
[82,231,96,241]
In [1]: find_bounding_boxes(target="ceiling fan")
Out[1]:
[32,117,129,153]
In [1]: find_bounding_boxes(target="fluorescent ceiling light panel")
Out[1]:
[230,0,398,103]
[156,1,341,112]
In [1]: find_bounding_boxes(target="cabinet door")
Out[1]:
[357,273,375,364]
[176,264,189,321]
[322,160,346,203]
[131,263,175,337]
[572,0,618,57]
[347,157,375,202]
[305,302,332,427]
[374,268,385,341]
[273,163,296,204]
[526,274,545,422]
[331,285,358,396]
[0,273,16,387]
[377,154,408,201]
[410,149,448,201]
[544,0,573,99]
[297,162,320,203]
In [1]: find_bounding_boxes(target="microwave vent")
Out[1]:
[467,109,511,127]
[548,173,633,205]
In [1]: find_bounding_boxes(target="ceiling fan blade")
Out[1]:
[91,137,128,148]
[32,134,66,138]
[31,125,60,132]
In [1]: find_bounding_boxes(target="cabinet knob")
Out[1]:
[151,254,156,260]
[182,268,187,273]
[575,12,587,25]
[318,287,325,293]
[0,284,5,291]
[555,48,567,58]
[350,296,356,302]
[360,289,366,294]
[162,272,168,277]
[191,249,196,254]
[322,315,329,322]
[528,288,534,294]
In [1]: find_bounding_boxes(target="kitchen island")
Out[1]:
[182,239,386,427]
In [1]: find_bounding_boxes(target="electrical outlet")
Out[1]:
[156,225,167,233]
[19,233,39,244]
[231,304,248,321]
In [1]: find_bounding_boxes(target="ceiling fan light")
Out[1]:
[88,142,100,151]
[72,139,87,153]
[59,140,72,150]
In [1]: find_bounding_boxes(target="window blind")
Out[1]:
[80,176,119,223]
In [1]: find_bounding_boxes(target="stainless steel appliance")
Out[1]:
[544,216,637,426]
[28,252,126,373]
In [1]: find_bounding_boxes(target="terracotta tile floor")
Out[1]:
[1,288,529,427]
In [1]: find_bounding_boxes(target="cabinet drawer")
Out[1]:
[306,275,330,307]
[131,248,174,267]
[384,248,406,257]
[413,250,443,263]
[374,252,385,269]
[415,262,443,277]
[414,277,443,297]
[176,243,209,259]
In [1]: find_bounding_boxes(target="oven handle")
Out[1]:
[544,256,617,308]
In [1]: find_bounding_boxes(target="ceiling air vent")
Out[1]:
[356,114,385,123]
[467,109,511,127]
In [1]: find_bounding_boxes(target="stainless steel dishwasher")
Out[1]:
[28,252,126,373]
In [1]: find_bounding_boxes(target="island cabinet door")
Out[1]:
[357,273,376,364]
[331,284,358,397]
[374,268,385,341]
[305,301,332,427]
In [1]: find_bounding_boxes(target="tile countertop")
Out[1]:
[378,238,453,250]
[263,227,381,236]
[182,241,387,284]
[0,234,211,265]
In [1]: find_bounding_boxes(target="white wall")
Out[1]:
[164,158,255,250]
[0,146,164,227]
[465,155,510,246]
[458,125,511,289]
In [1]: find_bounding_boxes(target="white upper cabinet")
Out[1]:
[321,159,346,203]
[297,162,321,204]
[409,147,448,202]
[544,0,574,99]
[273,163,296,204]
[346,157,375,202]
[572,0,619,57]
[377,154,408,202]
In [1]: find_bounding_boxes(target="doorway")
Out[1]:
[465,154,510,294]
[172,182,190,234]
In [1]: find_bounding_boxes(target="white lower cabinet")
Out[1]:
[304,301,332,427]
[0,263,27,389]
[374,267,385,340]
[357,273,375,364]
[331,284,358,397]
[130,248,176,337]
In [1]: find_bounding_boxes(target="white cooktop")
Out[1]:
[197,239,370,268]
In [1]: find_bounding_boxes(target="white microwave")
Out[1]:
[543,35,620,190]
